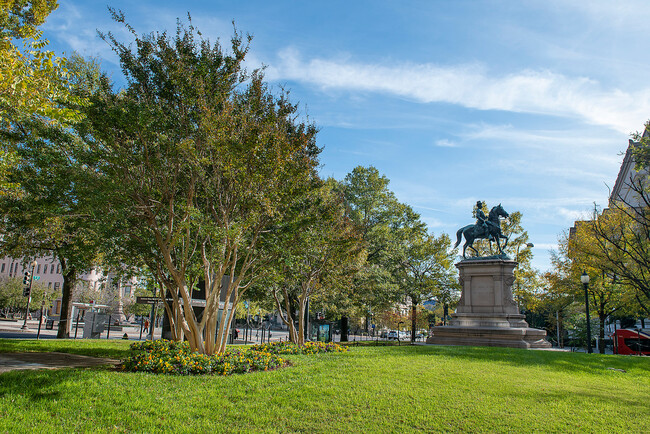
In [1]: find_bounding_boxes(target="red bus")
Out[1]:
[611,329,650,355]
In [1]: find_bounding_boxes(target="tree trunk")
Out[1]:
[56,265,76,339]
[272,287,298,344]
[340,316,349,342]
[599,311,606,354]
[411,298,417,343]
[297,298,306,347]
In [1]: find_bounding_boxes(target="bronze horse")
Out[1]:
[454,204,509,258]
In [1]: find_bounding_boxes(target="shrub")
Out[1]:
[121,340,286,375]
[251,341,348,355]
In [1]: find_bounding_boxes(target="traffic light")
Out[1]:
[23,271,31,286]
[23,286,31,297]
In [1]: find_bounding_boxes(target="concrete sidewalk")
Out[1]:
[0,318,161,340]
[0,351,120,374]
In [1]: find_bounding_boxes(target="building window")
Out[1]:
[9,263,14,275]
[124,286,131,296]
[56,264,60,273]
[50,264,55,274]
[1,263,4,273]
[54,282,60,291]
[37,264,41,274]
[48,282,52,289]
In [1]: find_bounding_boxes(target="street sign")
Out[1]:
[136,296,162,305]
[33,276,40,281]
[136,296,208,307]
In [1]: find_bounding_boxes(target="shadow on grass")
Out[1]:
[0,366,100,403]
[0,338,131,359]
[380,344,650,375]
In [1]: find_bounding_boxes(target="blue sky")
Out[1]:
[41,1,650,271]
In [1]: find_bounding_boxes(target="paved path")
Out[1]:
[0,352,120,374]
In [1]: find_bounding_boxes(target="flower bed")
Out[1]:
[250,341,348,355]
[121,340,286,375]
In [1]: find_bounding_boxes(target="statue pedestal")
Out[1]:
[427,258,551,349]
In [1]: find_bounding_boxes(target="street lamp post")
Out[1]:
[581,271,592,354]
[21,260,37,330]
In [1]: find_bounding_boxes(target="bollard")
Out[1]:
[74,312,80,339]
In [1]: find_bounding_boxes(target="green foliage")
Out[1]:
[0,53,107,338]
[123,286,154,318]
[122,339,287,375]
[250,341,348,355]
[631,120,650,170]
[262,178,363,344]
[0,1,84,197]
[566,313,599,347]
[0,276,56,312]
[341,166,428,313]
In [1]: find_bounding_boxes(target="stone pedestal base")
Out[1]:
[427,258,551,349]
[428,323,551,349]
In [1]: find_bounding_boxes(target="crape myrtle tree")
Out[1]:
[82,13,319,355]
[265,178,363,345]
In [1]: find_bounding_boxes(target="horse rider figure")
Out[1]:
[475,201,491,240]
[476,200,502,241]
[455,202,510,258]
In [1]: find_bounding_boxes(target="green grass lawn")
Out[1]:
[1,340,648,433]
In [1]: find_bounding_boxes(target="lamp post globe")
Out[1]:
[580,271,592,354]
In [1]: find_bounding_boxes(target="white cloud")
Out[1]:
[435,139,458,148]
[532,243,559,251]
[265,48,650,134]
[557,207,591,222]
[551,0,650,28]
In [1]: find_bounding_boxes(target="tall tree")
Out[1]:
[0,53,106,338]
[341,166,415,319]
[83,13,319,355]
[0,0,82,196]
[0,116,103,337]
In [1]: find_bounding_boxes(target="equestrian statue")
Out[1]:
[454,201,510,259]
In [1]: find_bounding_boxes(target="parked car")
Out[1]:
[387,330,399,340]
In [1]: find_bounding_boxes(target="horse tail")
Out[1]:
[454,227,463,249]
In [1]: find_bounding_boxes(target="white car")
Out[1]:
[387,330,399,339]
